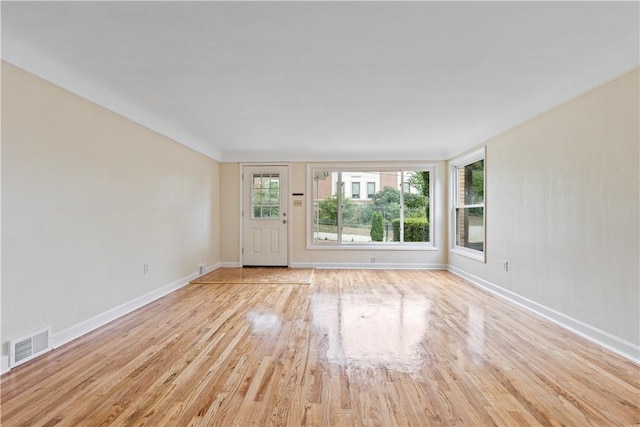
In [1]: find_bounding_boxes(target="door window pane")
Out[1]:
[251,173,280,219]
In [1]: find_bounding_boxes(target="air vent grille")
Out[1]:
[9,327,52,368]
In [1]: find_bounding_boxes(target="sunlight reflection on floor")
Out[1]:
[310,292,432,373]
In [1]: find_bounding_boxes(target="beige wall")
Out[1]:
[449,68,639,348]
[220,162,240,264]
[219,161,448,267]
[2,62,220,357]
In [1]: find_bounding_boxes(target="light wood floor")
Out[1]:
[191,267,315,285]
[2,269,638,426]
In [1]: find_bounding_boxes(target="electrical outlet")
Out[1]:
[371,257,376,263]
[502,261,509,272]
[143,264,149,274]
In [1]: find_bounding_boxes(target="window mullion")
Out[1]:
[337,172,343,242]
[399,171,405,243]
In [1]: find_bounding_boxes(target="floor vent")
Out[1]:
[9,327,52,368]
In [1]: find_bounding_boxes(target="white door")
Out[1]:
[242,165,289,266]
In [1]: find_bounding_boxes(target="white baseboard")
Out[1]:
[52,269,211,350]
[1,264,221,375]
[290,262,447,270]
[217,262,445,270]
[1,356,8,374]
[447,265,640,364]
[219,262,241,268]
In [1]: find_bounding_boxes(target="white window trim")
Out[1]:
[307,162,437,251]
[449,147,486,262]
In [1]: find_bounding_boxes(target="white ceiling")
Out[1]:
[2,1,638,162]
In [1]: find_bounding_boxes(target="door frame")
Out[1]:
[239,163,292,267]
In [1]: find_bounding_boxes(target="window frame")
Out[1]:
[450,147,486,262]
[307,162,437,250]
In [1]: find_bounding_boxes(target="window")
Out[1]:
[251,173,280,219]
[308,164,435,249]
[367,182,375,199]
[451,148,485,261]
[351,182,361,199]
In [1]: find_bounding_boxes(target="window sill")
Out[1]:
[450,246,485,262]
[307,242,438,251]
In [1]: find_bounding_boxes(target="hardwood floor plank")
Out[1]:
[2,269,638,426]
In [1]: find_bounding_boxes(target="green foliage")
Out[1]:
[318,195,338,223]
[373,186,400,205]
[318,195,355,225]
[407,171,430,196]
[406,171,430,217]
[357,203,375,224]
[373,184,428,219]
[382,203,401,223]
[392,219,400,242]
[464,160,484,204]
[403,192,427,209]
[392,217,429,242]
[370,212,384,242]
[372,187,401,223]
